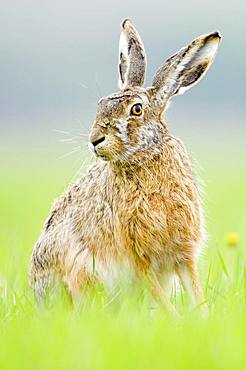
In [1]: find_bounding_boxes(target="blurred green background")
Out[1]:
[1,1,246,369]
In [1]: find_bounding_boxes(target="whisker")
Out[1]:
[70,153,95,183]
[58,147,81,160]
[79,83,89,89]
[53,129,72,136]
[59,137,80,143]
[69,160,86,183]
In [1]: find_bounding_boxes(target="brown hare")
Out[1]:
[29,19,221,315]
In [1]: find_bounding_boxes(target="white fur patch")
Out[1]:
[118,31,129,90]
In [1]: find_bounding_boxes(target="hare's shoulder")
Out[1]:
[43,161,108,232]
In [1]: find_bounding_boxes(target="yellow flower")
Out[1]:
[225,232,240,247]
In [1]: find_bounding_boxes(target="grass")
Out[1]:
[0,138,246,370]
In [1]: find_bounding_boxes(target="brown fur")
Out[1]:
[29,20,221,315]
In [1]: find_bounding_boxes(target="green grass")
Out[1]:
[1,139,246,370]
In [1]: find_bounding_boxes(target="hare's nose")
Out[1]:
[91,135,105,147]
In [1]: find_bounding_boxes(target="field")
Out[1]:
[1,136,246,370]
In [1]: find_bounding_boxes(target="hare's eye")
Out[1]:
[130,103,142,116]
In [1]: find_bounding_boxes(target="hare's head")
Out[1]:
[89,19,221,162]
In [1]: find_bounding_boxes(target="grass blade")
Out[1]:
[218,250,229,278]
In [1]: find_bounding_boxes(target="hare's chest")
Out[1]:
[115,192,169,253]
[114,187,202,264]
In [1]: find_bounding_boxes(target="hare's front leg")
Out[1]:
[177,261,208,317]
[145,270,179,317]
[64,249,98,303]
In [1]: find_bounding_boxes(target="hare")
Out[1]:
[29,19,221,315]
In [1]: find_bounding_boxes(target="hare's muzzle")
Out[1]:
[89,129,106,156]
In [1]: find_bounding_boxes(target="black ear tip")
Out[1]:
[122,18,131,29]
[212,31,222,39]
[206,31,222,41]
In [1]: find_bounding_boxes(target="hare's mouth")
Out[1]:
[88,142,110,161]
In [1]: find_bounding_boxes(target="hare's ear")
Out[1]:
[151,32,221,106]
[118,19,147,90]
